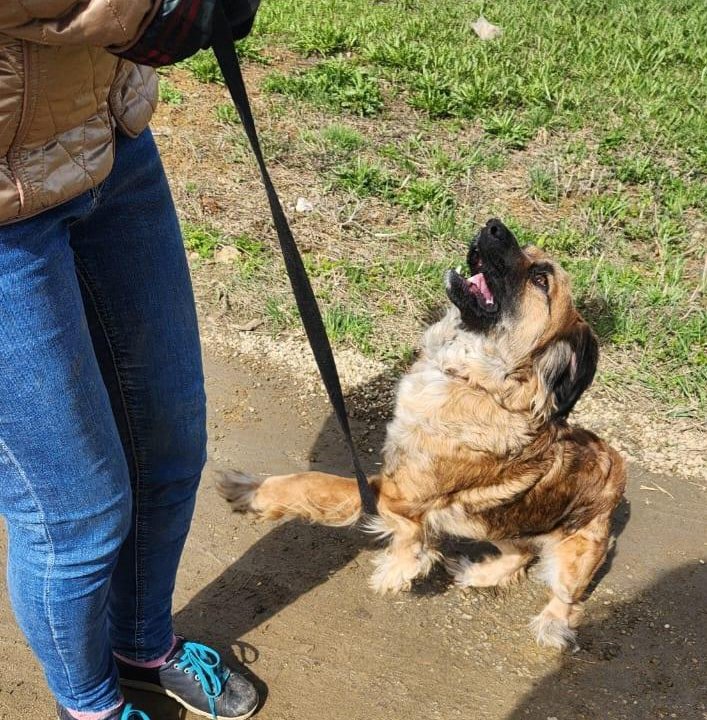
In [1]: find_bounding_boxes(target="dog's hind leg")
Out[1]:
[531,517,611,650]
[213,469,367,527]
[446,540,533,588]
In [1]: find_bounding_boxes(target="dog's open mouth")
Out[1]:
[466,271,495,306]
[445,247,498,317]
[462,243,496,308]
[445,220,527,328]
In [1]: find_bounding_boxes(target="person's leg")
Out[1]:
[0,199,131,714]
[70,128,258,720]
[67,128,207,663]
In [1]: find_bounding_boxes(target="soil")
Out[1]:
[0,346,704,720]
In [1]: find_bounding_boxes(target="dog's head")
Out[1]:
[444,218,598,420]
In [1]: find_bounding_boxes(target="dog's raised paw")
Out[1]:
[209,467,262,513]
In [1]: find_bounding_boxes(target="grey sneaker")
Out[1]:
[116,638,258,720]
[56,702,150,720]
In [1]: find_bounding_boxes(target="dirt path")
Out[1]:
[0,350,704,720]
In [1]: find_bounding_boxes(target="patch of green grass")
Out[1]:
[264,298,298,333]
[481,151,508,172]
[396,178,454,213]
[215,103,239,125]
[253,0,706,168]
[321,123,365,152]
[323,306,373,353]
[424,208,461,240]
[482,111,533,150]
[263,60,383,116]
[332,157,393,197]
[506,222,597,256]
[159,79,184,105]
[180,50,222,84]
[528,166,559,203]
[235,36,271,64]
[182,223,220,259]
[182,225,268,277]
[293,25,359,56]
[586,193,631,229]
[332,155,456,213]
[230,234,269,279]
[658,176,707,217]
[614,155,662,185]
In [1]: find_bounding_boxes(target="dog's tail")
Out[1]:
[212,468,377,527]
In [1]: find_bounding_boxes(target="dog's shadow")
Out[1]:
[507,562,706,719]
[159,366,399,717]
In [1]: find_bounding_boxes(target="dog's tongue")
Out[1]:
[468,273,494,305]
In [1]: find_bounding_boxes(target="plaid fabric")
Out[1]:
[117,0,259,68]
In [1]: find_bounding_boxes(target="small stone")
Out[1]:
[295,197,314,213]
[471,16,502,40]
[214,245,240,264]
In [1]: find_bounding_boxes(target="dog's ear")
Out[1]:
[536,320,599,421]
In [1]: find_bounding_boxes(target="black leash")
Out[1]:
[211,7,378,516]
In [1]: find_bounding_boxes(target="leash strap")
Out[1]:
[210,6,378,516]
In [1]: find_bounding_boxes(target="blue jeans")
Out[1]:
[0,129,207,712]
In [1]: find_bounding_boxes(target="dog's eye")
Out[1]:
[531,273,549,292]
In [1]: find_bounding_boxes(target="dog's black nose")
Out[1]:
[476,218,522,270]
[485,218,510,241]
[487,219,503,236]
[480,218,517,250]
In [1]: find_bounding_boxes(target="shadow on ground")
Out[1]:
[508,562,706,719]
[171,370,394,716]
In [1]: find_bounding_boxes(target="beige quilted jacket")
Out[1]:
[0,1,162,225]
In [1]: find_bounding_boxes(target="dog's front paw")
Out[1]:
[369,551,415,594]
[369,546,439,594]
[529,608,578,651]
[210,467,262,513]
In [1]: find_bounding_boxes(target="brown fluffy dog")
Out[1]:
[216,218,626,650]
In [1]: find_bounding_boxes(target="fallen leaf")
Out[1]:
[200,195,223,214]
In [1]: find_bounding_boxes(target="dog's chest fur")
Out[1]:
[382,308,537,477]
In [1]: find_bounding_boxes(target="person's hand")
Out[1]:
[114,0,260,67]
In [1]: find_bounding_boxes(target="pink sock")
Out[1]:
[66,700,123,720]
[114,635,178,669]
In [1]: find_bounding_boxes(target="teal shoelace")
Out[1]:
[176,641,230,719]
[121,704,150,720]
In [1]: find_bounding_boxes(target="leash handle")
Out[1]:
[210,6,378,516]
